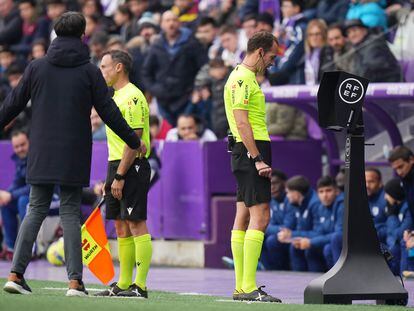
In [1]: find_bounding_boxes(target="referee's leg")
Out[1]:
[241,203,270,293]
[231,203,249,293]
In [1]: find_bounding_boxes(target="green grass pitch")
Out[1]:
[0,279,409,311]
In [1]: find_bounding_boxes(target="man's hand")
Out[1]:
[138,140,147,159]
[93,181,104,196]
[255,161,272,179]
[298,238,311,250]
[0,190,12,206]
[292,238,301,249]
[277,228,292,243]
[111,179,125,200]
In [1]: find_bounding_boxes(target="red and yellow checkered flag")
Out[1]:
[81,198,114,284]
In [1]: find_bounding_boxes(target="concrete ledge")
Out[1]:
[108,239,205,268]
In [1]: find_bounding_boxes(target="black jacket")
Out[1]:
[0,6,22,45]
[141,30,207,112]
[353,34,403,82]
[0,36,139,187]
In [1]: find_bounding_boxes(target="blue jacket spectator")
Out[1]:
[368,187,387,241]
[290,189,321,238]
[266,195,295,236]
[384,178,414,275]
[346,0,387,30]
[0,0,23,46]
[311,192,344,249]
[261,170,294,270]
[316,0,349,25]
[0,130,30,257]
[388,146,414,219]
[268,0,307,85]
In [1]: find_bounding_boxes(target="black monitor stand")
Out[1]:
[304,124,408,304]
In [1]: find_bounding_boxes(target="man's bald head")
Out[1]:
[161,10,180,39]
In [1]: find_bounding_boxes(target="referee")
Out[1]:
[224,31,281,303]
[95,50,152,298]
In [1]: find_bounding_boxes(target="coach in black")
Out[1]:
[0,12,144,296]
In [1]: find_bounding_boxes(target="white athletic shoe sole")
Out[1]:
[66,289,88,297]
[3,281,32,295]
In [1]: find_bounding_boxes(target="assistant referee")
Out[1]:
[224,31,281,303]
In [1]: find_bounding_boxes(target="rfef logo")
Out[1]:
[338,78,364,104]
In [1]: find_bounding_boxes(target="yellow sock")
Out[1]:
[242,229,264,293]
[231,230,245,292]
[117,236,135,290]
[133,234,152,289]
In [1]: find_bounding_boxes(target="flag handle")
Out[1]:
[95,197,105,210]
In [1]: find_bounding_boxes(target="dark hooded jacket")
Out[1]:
[0,36,139,187]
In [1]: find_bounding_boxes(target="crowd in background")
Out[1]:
[0,0,413,141]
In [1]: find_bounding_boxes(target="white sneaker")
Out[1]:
[66,280,88,297]
[3,280,32,295]
[66,288,88,297]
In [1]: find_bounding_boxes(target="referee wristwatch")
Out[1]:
[252,154,264,163]
[114,173,125,181]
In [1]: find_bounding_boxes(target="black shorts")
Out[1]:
[104,158,151,221]
[231,141,271,207]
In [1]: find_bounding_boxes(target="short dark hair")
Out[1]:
[328,23,345,36]
[149,115,159,127]
[219,25,237,36]
[208,58,225,68]
[18,0,36,6]
[242,14,257,24]
[89,31,108,46]
[197,16,217,29]
[11,128,28,139]
[282,0,304,11]
[272,169,287,181]
[317,176,336,189]
[388,146,414,163]
[54,12,86,38]
[286,175,310,195]
[117,4,133,20]
[6,63,24,77]
[247,31,278,54]
[102,50,132,74]
[365,167,382,181]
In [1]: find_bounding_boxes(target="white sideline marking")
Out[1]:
[42,287,102,291]
[179,292,212,296]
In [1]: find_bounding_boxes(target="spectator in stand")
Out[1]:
[239,14,258,49]
[126,0,150,37]
[142,11,207,126]
[165,113,217,142]
[316,0,349,25]
[344,19,403,82]
[15,0,38,56]
[268,0,307,85]
[171,0,199,30]
[113,4,134,43]
[266,103,307,140]
[195,17,220,60]
[89,31,108,66]
[0,129,30,260]
[30,39,47,60]
[0,0,22,45]
[304,19,328,85]
[346,0,388,30]
[91,107,106,141]
[384,178,413,275]
[81,0,116,33]
[207,59,230,139]
[320,23,355,74]
[216,25,245,68]
[149,115,172,140]
[256,12,274,33]
[36,0,67,43]
[0,45,16,75]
